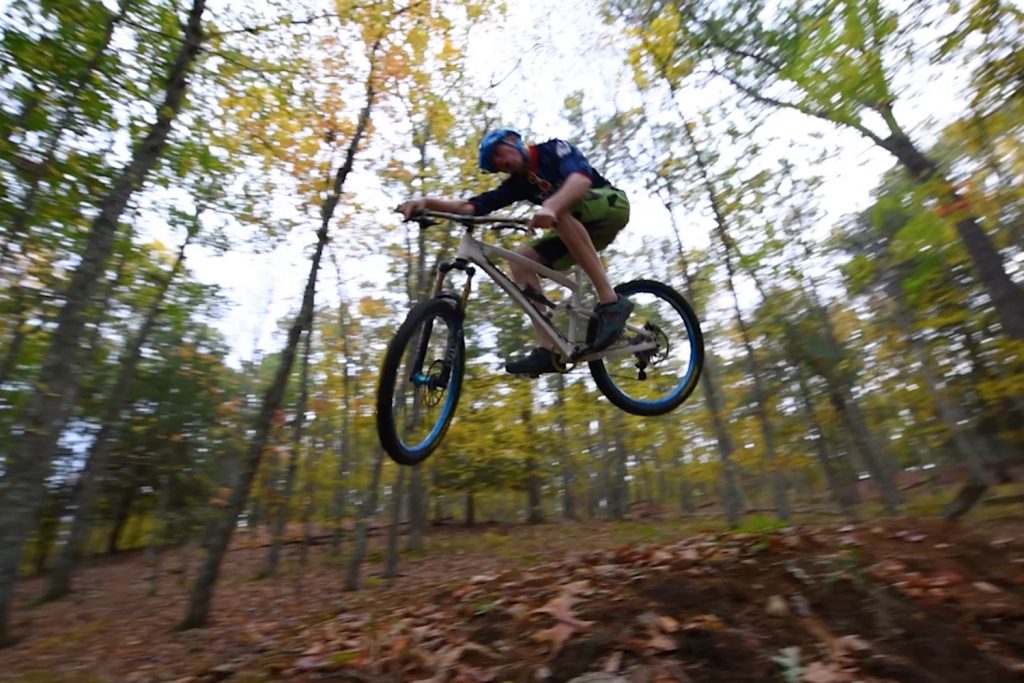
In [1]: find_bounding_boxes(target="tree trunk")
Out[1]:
[329,294,352,557]
[407,465,425,551]
[523,407,545,524]
[609,411,630,519]
[344,448,386,592]
[383,467,406,579]
[943,481,990,521]
[882,273,994,515]
[598,431,614,518]
[680,115,789,523]
[588,452,603,519]
[46,235,191,600]
[0,0,207,644]
[679,477,694,515]
[824,378,901,514]
[32,500,61,575]
[796,370,858,519]
[698,360,746,527]
[785,263,901,514]
[145,474,171,597]
[561,462,578,521]
[261,324,314,578]
[107,483,137,555]
[464,492,475,526]
[186,228,318,622]
[525,457,545,524]
[181,56,376,629]
[299,439,316,567]
[877,132,1024,340]
[657,197,744,527]
[554,374,577,520]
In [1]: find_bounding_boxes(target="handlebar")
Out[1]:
[397,208,530,231]
[414,210,529,226]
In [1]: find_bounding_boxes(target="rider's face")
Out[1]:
[492,143,525,173]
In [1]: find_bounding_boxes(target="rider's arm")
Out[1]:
[399,197,475,218]
[421,198,475,214]
[543,141,596,216]
[541,172,592,216]
[467,177,528,215]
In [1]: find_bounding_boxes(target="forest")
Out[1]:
[0,0,1022,681]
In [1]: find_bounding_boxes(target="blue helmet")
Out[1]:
[478,128,527,173]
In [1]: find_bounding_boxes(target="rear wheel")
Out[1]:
[376,298,465,465]
[589,280,703,416]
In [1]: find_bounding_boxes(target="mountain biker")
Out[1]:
[397,129,632,376]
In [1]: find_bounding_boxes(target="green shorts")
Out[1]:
[532,186,630,271]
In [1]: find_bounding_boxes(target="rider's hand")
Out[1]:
[529,206,557,231]
[397,199,425,220]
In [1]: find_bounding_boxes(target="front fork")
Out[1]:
[409,258,474,390]
[431,257,475,312]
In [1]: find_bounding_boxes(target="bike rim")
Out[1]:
[600,287,699,409]
[388,312,462,455]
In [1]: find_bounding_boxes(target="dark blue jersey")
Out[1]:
[467,139,612,215]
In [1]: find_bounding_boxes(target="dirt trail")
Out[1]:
[1,519,1022,682]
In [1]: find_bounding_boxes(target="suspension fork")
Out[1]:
[432,256,475,311]
[409,258,474,388]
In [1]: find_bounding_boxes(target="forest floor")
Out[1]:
[2,511,1023,683]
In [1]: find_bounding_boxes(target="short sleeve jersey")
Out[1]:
[467,139,611,216]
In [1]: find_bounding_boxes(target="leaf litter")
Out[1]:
[1,518,1022,682]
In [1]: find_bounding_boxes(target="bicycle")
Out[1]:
[376,210,705,465]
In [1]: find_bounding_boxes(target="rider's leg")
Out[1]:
[507,207,632,374]
[549,213,617,304]
[509,244,555,350]
[506,244,564,375]
[551,211,633,352]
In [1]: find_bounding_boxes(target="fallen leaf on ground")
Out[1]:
[924,570,964,587]
[602,650,623,672]
[646,632,678,653]
[802,661,854,682]
[658,615,680,632]
[532,592,594,629]
[532,622,578,655]
[973,581,1002,594]
[766,595,790,617]
[681,614,724,631]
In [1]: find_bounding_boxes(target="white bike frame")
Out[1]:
[424,211,656,364]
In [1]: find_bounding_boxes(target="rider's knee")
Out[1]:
[515,243,541,260]
[510,244,541,279]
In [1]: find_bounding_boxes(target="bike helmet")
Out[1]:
[478,128,527,173]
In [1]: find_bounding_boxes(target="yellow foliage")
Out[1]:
[407,26,429,55]
[358,296,390,318]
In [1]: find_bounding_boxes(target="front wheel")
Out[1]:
[376,298,466,465]
[589,280,704,416]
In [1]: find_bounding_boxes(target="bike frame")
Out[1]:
[422,211,656,364]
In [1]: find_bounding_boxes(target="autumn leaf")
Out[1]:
[801,661,854,683]
[681,614,725,632]
[658,615,680,633]
[646,632,678,653]
[532,622,577,655]
[531,592,594,629]
[602,650,624,672]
